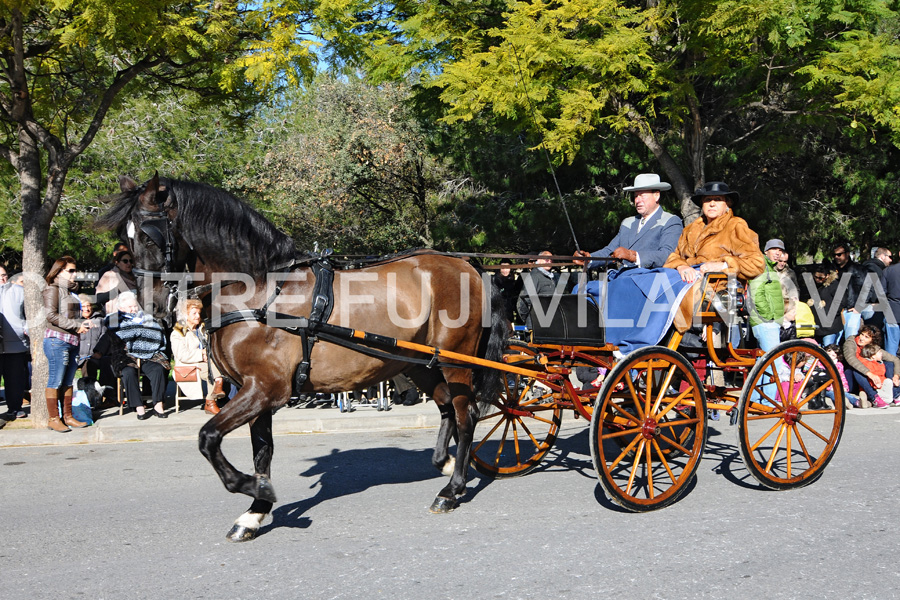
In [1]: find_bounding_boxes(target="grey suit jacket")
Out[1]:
[590,208,683,269]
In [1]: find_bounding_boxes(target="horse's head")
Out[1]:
[111,172,192,324]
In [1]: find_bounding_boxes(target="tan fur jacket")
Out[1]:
[664,209,765,281]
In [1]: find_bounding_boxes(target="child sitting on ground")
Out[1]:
[856,342,898,409]
[822,344,862,409]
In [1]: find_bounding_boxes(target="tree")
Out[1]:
[0,1,284,427]
[234,77,457,254]
[303,0,900,232]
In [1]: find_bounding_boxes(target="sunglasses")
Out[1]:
[833,251,846,257]
[119,259,132,264]
[65,268,77,273]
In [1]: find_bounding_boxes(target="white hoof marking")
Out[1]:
[441,457,456,477]
[235,511,267,530]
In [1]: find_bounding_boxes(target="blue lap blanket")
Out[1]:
[575,268,693,354]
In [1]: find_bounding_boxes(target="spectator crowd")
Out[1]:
[4,207,900,432]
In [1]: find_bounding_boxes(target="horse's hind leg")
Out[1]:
[430,372,477,514]
[226,409,275,543]
[409,369,457,477]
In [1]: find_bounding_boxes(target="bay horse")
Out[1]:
[98,172,506,542]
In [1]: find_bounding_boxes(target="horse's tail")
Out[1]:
[473,274,509,419]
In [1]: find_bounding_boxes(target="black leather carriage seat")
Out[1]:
[530,294,605,345]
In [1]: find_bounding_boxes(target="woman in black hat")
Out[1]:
[664,182,765,283]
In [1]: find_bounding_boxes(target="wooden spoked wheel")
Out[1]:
[737,340,845,490]
[471,367,562,479]
[590,347,707,511]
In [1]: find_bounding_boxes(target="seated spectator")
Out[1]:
[822,344,862,408]
[76,294,106,383]
[495,259,523,324]
[95,249,138,315]
[92,292,169,419]
[842,325,900,409]
[516,251,560,326]
[170,299,225,415]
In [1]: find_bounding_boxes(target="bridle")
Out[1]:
[125,190,190,316]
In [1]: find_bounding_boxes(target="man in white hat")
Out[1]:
[577,173,683,269]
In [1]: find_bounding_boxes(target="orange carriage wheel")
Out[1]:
[737,339,845,490]
[590,346,708,511]
[470,365,562,479]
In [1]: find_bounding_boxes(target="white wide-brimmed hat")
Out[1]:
[623,173,672,192]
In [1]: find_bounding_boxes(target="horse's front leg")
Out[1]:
[430,379,476,514]
[226,409,275,543]
[198,382,279,504]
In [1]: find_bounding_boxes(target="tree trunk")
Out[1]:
[18,130,54,429]
[632,129,701,226]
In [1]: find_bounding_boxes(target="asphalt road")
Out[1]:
[2,412,898,600]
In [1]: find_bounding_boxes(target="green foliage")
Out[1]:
[232,76,456,254]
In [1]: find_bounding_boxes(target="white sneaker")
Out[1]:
[859,391,870,409]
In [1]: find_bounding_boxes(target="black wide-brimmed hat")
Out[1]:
[691,181,739,205]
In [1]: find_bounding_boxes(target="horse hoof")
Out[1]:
[255,475,278,503]
[225,524,258,543]
[429,496,458,514]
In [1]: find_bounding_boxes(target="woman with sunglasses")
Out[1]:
[42,256,94,432]
[95,249,138,314]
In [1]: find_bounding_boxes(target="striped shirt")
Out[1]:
[44,327,79,347]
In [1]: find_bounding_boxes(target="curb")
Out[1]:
[0,402,440,448]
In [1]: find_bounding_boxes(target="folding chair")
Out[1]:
[173,364,205,414]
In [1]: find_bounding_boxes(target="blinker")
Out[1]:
[140,218,168,251]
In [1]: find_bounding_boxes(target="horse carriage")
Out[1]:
[470,273,846,511]
[100,173,845,541]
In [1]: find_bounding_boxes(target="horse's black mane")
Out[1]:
[98,178,298,278]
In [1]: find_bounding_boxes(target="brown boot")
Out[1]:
[61,387,87,428]
[45,388,70,433]
[211,377,226,399]
[204,396,220,415]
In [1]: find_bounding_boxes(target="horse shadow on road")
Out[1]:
[259,422,775,536]
[259,445,457,537]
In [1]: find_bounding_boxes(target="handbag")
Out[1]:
[173,365,199,382]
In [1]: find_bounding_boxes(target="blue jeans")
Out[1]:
[751,322,782,353]
[43,337,79,389]
[843,306,875,340]
[885,323,900,357]
[825,389,860,408]
[851,361,900,402]
[751,322,783,405]
[822,332,843,347]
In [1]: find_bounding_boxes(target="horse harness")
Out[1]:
[130,197,489,394]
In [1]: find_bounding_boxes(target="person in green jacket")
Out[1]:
[749,239,786,352]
